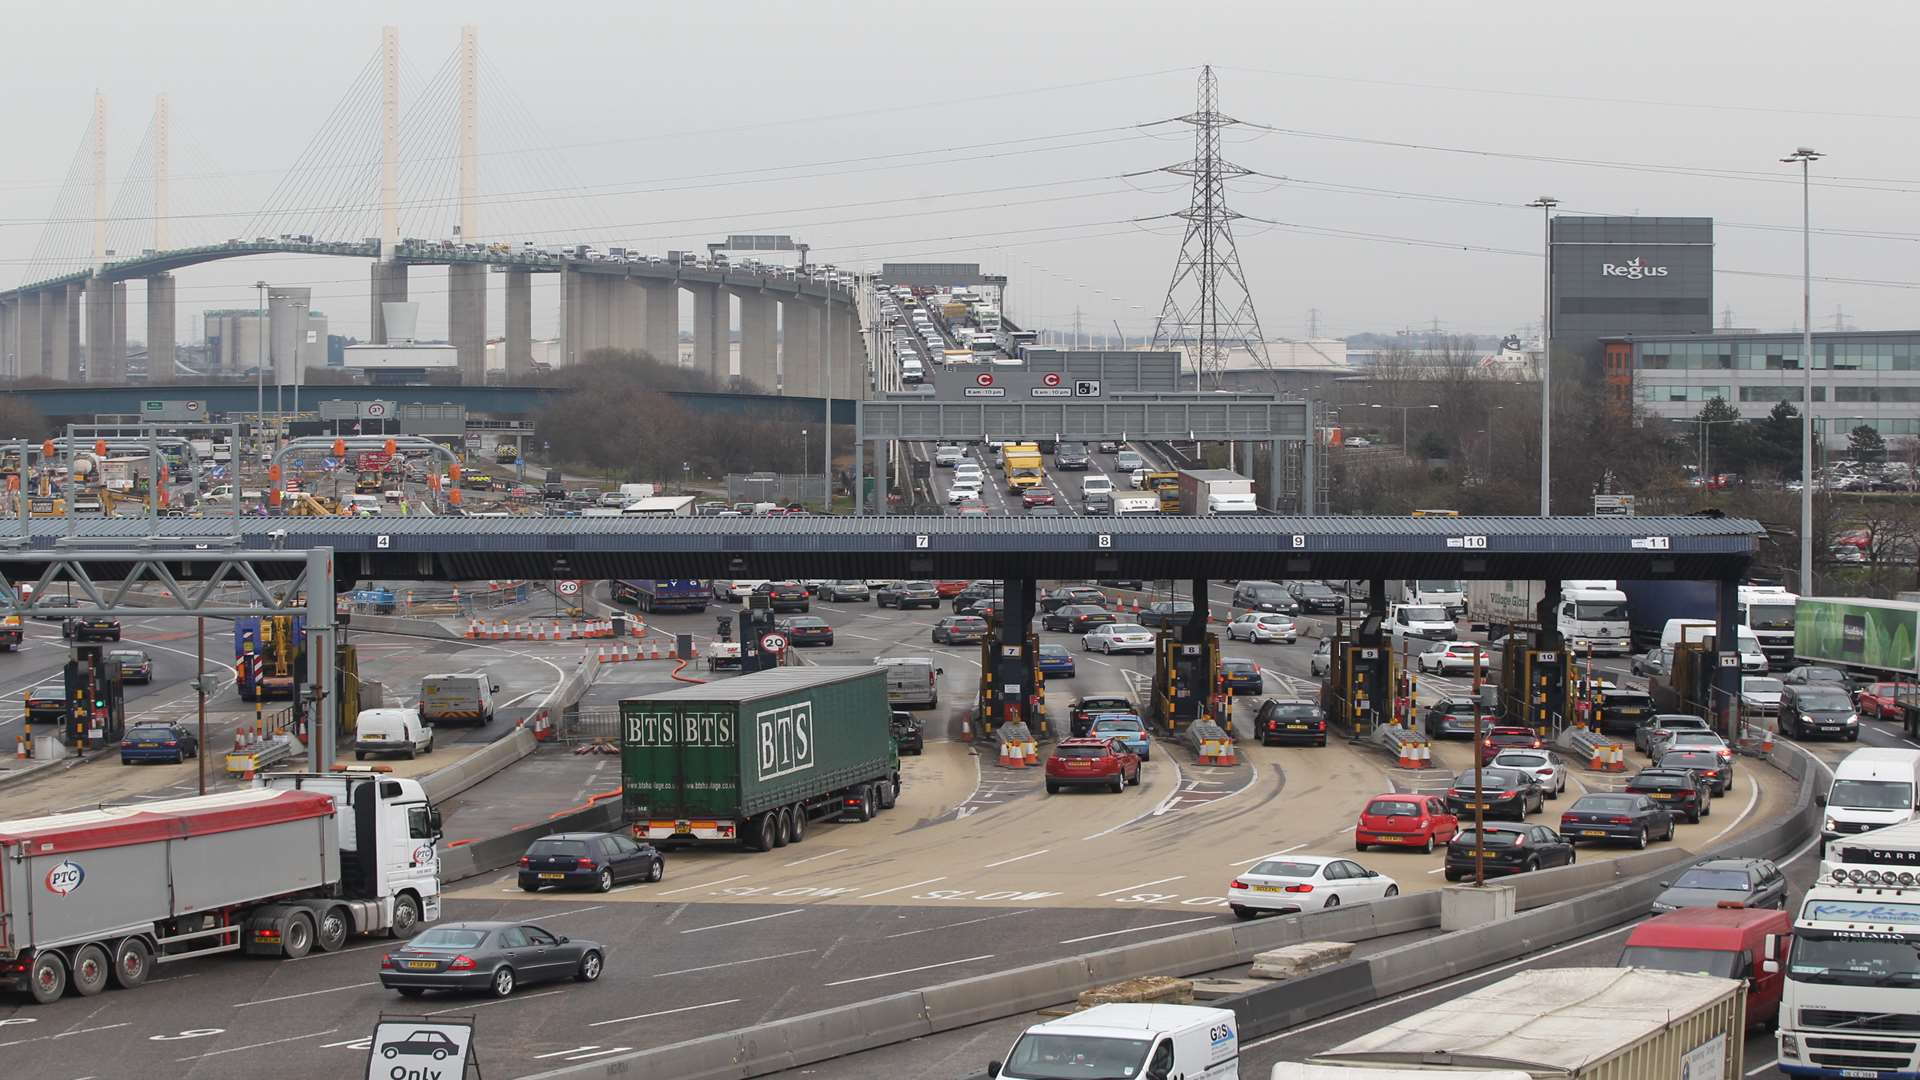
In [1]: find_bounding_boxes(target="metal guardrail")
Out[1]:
[562,705,621,743]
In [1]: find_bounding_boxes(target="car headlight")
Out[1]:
[1825,816,1838,832]
[1650,902,1675,913]
[1847,714,1859,725]
[1780,1034,1799,1058]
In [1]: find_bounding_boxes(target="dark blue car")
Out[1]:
[120,722,198,764]
[1035,643,1076,679]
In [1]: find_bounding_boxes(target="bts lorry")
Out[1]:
[611,579,710,613]
[1778,820,1920,1078]
[1463,579,1632,655]
[1618,582,1799,668]
[620,667,902,852]
[0,773,441,1004]
[1177,468,1259,515]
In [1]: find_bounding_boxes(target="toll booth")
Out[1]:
[1151,633,1219,736]
[36,645,127,751]
[978,624,1047,739]
[1652,638,1719,721]
[1494,630,1569,736]
[1321,615,1391,736]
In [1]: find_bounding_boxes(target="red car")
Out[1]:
[1021,489,1057,508]
[933,580,971,598]
[1858,681,1917,721]
[1479,726,1544,764]
[1045,737,1141,794]
[1354,794,1458,854]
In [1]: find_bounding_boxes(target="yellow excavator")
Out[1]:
[286,492,349,516]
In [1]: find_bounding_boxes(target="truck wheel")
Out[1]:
[70,944,110,997]
[879,778,899,809]
[748,812,776,852]
[281,912,315,959]
[771,808,792,848]
[390,894,421,939]
[354,751,367,761]
[314,907,351,952]
[789,806,807,844]
[854,787,874,822]
[28,951,66,1003]
[110,937,152,989]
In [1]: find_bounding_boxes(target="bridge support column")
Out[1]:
[639,281,677,366]
[559,266,584,365]
[369,260,408,344]
[734,290,777,392]
[782,297,820,396]
[448,264,487,384]
[0,298,15,380]
[48,281,79,382]
[21,291,45,380]
[110,281,128,381]
[986,577,1040,740]
[85,280,112,383]
[581,274,613,359]
[146,274,175,384]
[690,284,726,385]
[837,300,865,399]
[1713,578,1744,738]
[504,269,533,379]
[608,278,644,354]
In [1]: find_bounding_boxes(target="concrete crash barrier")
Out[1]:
[421,726,537,804]
[1084,927,1244,987]
[437,799,620,883]
[923,955,1093,1030]
[1251,941,1357,980]
[1225,957,1381,1042]
[1077,975,1194,1008]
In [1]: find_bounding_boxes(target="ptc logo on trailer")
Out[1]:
[44,860,84,896]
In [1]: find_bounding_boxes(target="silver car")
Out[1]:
[1083,623,1155,655]
[1491,749,1568,799]
[1227,612,1298,644]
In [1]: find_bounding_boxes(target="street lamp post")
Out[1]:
[1783,148,1823,593]
[1529,196,1558,516]
[801,428,810,508]
[254,280,268,455]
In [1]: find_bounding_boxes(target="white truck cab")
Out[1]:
[1822,747,1920,843]
[256,770,444,933]
[993,1004,1239,1080]
[1557,581,1632,656]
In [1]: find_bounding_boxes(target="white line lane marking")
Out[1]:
[679,908,805,934]
[860,876,947,899]
[589,999,742,1027]
[1746,1059,1778,1077]
[175,1028,340,1061]
[887,909,1036,939]
[782,847,850,867]
[534,905,607,920]
[655,873,749,897]
[426,988,565,1015]
[0,1023,130,1049]
[824,954,996,987]
[984,849,1049,869]
[654,949,818,977]
[1229,843,1305,867]
[1095,875,1185,898]
[1703,769,1763,846]
[233,981,377,1007]
[1060,916,1217,944]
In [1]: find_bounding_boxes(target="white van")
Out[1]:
[1082,474,1115,498]
[353,707,434,760]
[1823,747,1920,842]
[419,673,499,726]
[1389,603,1456,646]
[1659,618,1767,673]
[991,1004,1238,1080]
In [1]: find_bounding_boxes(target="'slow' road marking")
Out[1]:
[860,876,946,899]
[656,873,749,896]
[233,981,377,1007]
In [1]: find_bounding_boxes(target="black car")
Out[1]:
[1054,443,1091,470]
[1779,684,1859,740]
[1593,688,1654,738]
[518,832,663,893]
[1137,601,1196,629]
[1231,581,1297,615]
[1424,697,1484,740]
[1254,698,1326,746]
[752,581,810,613]
[1559,792,1674,848]
[1443,823,1574,881]
[107,647,154,682]
[1444,766,1544,821]
[1041,605,1117,634]
[1650,857,1789,913]
[62,616,121,642]
[952,585,1005,616]
[1287,581,1346,614]
[890,711,924,755]
[1070,694,1134,738]
[1625,768,1712,824]
[776,616,834,646]
[877,580,940,610]
[932,615,989,645]
[380,921,604,998]
[1656,749,1733,795]
[1038,586,1107,613]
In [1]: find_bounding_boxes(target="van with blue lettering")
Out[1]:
[991,1004,1239,1079]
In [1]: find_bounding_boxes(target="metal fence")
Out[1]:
[725,473,829,504]
[562,704,622,743]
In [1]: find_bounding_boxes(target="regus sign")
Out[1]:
[1600,257,1669,279]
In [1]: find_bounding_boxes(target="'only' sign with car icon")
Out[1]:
[366,1017,474,1078]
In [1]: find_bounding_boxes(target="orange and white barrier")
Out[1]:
[527,710,555,742]
[1196,734,1239,766]
[1396,739,1431,769]
[998,739,1028,769]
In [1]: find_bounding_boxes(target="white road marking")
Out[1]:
[233,981,377,1007]
[589,999,742,1027]
[1060,916,1217,944]
[427,988,566,1015]
[1703,772,1762,845]
[984,848,1049,869]
[886,909,1035,939]
[860,876,947,899]
[1230,843,1305,867]
[534,904,607,920]
[655,873,749,896]
[1745,1059,1778,1077]
[782,847,850,867]
[679,908,805,934]
[0,1023,130,1049]
[824,954,996,987]
[1095,875,1186,898]
[174,1028,340,1061]
[654,949,818,977]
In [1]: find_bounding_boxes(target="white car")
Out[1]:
[946,482,982,505]
[1490,749,1568,799]
[1226,612,1298,644]
[1083,623,1155,655]
[1418,642,1487,675]
[1227,854,1399,919]
[953,467,984,486]
[935,446,966,467]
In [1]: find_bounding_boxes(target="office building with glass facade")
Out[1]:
[1602,330,1920,447]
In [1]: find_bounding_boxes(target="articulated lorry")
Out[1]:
[1463,579,1633,655]
[620,666,902,852]
[1176,468,1259,515]
[1295,967,1745,1080]
[1391,579,1466,620]
[611,578,710,613]
[0,773,441,1004]
[1618,582,1799,668]
[1777,821,1920,1078]
[1795,596,1920,736]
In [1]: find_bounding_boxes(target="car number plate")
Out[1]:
[1287,724,1309,730]
[1252,885,1284,893]
[1582,829,1608,837]
[405,960,438,970]
[1469,851,1491,858]
[1378,835,1404,843]
[539,872,566,880]
[1650,792,1671,799]
[1841,1072,1882,1079]
[362,734,384,740]
[1467,803,1489,809]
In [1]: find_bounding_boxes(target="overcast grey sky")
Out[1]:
[5,0,1918,345]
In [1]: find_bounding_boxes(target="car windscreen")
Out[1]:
[1571,796,1640,813]
[1077,698,1130,711]
[526,839,589,857]
[412,927,488,948]
[1266,703,1317,720]
[1661,752,1718,769]
[1573,600,1629,620]
[1617,946,1741,979]
[1796,688,1854,711]
[1222,660,1256,672]
[1092,718,1144,734]
[1297,584,1334,597]
[1454,829,1522,846]
[1746,603,1796,631]
[1004,1034,1151,1079]
[1245,585,1287,599]
[1497,753,1548,769]
[1038,645,1067,656]
[1365,800,1421,818]
[128,725,176,737]
[1673,868,1753,890]
[1400,606,1445,622]
[1630,773,1689,789]
[1247,860,1320,878]
[1743,678,1784,695]
[1417,580,1463,593]
[1053,745,1108,759]
[1457,769,1525,787]
[108,651,144,662]
[1829,779,1916,810]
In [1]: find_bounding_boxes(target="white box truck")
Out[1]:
[0,774,441,1003]
[1464,580,1633,655]
[991,1003,1239,1080]
[1302,967,1744,1080]
[1391,579,1467,620]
